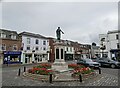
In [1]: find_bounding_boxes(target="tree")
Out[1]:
[92,42,96,46]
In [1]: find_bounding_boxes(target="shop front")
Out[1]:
[65,54,73,61]
[34,54,42,63]
[110,49,120,61]
[74,54,81,60]
[3,51,22,64]
[25,54,32,64]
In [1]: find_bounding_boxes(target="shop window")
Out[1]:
[10,56,20,62]
[2,44,6,50]
[27,46,30,50]
[35,39,39,44]
[43,40,46,45]
[13,44,17,50]
[27,38,31,44]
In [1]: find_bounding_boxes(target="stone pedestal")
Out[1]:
[52,41,68,72]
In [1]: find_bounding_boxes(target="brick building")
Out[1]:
[0,29,22,64]
[47,37,91,62]
[47,37,55,62]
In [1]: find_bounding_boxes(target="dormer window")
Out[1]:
[0,32,6,38]
[11,34,16,39]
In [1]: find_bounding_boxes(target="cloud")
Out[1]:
[0,2,2,28]
[2,2,118,45]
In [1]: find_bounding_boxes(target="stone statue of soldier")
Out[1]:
[56,27,64,40]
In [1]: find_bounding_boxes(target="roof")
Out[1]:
[0,29,17,34]
[19,32,47,39]
[46,37,55,39]
[108,30,120,34]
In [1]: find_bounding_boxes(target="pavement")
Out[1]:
[1,63,119,87]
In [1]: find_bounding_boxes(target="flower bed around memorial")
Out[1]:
[27,63,53,75]
[25,63,95,81]
[35,63,51,69]
[68,64,95,79]
[68,63,85,69]
[71,66,94,78]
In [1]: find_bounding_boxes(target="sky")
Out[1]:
[1,1,118,45]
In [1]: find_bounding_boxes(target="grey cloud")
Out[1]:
[2,2,118,44]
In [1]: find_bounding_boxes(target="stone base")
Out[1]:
[52,60,68,72]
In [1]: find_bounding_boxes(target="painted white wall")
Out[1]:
[65,46,74,54]
[21,35,49,63]
[99,31,120,58]
[22,35,49,52]
[108,33,119,49]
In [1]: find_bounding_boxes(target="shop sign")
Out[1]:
[4,51,21,55]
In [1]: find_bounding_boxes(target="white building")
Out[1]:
[99,30,120,60]
[19,32,50,64]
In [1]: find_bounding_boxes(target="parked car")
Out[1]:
[95,58,120,69]
[91,58,98,62]
[77,58,100,69]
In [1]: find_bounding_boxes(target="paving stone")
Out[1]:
[2,65,119,86]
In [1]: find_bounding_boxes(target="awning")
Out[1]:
[110,49,120,52]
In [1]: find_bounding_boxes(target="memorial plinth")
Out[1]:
[52,41,68,72]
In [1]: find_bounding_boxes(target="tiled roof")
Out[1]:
[19,32,47,39]
[0,29,17,34]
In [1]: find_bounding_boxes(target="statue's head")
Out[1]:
[58,27,60,29]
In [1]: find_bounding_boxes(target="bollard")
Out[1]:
[49,74,52,83]
[79,74,82,82]
[98,67,101,74]
[24,66,26,72]
[18,68,21,76]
